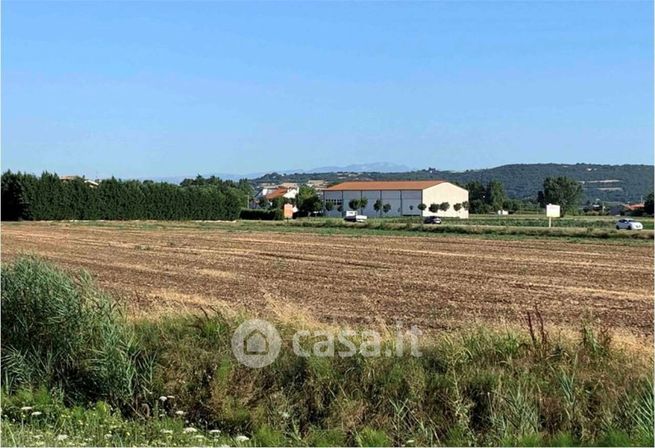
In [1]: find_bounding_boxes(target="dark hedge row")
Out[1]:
[239,208,283,220]
[1,171,248,221]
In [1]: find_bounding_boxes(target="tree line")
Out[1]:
[1,171,248,221]
[328,198,468,215]
[464,177,587,216]
[6,171,644,221]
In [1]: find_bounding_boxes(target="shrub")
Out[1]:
[1,257,151,409]
[239,208,283,220]
[373,199,383,214]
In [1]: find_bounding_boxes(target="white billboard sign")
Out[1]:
[546,204,561,218]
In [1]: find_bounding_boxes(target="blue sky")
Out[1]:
[2,1,653,179]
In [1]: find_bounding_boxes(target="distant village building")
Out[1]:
[254,183,299,209]
[265,186,298,202]
[306,179,329,192]
[323,180,469,218]
[60,175,99,188]
[255,183,279,197]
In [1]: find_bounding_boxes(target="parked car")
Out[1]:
[344,211,368,223]
[616,218,643,230]
[423,216,442,224]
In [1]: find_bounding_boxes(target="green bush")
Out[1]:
[1,257,152,409]
[239,208,283,220]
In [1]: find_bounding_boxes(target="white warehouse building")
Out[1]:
[323,180,469,219]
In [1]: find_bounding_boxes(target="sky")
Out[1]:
[2,1,653,179]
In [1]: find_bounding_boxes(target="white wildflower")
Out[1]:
[30,411,42,417]
[280,411,290,419]
[183,427,197,433]
[209,429,221,434]
[406,440,415,445]
[175,410,186,416]
[159,396,168,402]
[167,395,175,400]
[194,435,206,439]
[235,435,249,442]
[56,435,68,441]
[20,406,33,411]
[161,429,174,435]
[104,434,112,439]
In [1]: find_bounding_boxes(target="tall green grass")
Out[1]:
[1,257,153,410]
[2,257,653,446]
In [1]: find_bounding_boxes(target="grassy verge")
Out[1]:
[279,218,654,240]
[2,257,654,446]
[7,219,653,245]
[365,214,655,230]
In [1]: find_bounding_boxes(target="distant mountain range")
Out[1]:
[151,162,413,184]
[300,162,413,173]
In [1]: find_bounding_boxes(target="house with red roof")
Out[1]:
[254,184,299,208]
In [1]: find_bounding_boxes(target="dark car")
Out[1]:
[423,216,442,224]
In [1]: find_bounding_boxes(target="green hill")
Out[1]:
[252,163,653,203]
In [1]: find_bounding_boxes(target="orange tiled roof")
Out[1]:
[325,180,446,191]
[265,187,288,200]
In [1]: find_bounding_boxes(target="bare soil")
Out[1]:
[2,222,653,338]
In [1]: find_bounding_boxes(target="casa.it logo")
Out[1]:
[231,319,282,368]
[232,319,423,368]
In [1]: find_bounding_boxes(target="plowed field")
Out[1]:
[2,222,653,338]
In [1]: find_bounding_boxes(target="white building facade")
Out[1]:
[323,180,469,219]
